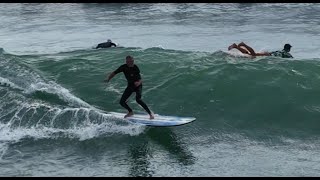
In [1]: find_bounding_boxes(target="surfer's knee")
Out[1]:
[119,99,126,106]
[135,97,142,104]
[135,93,142,101]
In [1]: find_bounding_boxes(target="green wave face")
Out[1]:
[2,47,320,140]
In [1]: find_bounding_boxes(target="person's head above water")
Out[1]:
[107,39,112,42]
[284,44,292,52]
[126,55,134,67]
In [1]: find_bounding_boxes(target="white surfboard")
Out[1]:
[109,112,196,127]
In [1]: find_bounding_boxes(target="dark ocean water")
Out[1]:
[1,3,320,177]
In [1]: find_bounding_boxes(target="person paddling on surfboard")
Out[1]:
[228,42,293,58]
[95,39,117,49]
[104,55,155,119]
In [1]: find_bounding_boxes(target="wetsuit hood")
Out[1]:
[284,44,292,52]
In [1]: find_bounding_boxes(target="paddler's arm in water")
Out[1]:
[104,72,116,83]
[134,79,142,87]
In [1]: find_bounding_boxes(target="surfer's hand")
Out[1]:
[134,81,141,87]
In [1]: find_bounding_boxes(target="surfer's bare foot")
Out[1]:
[124,112,133,118]
[228,43,237,50]
[238,42,247,47]
[149,114,154,120]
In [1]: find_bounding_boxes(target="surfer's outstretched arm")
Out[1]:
[111,43,117,47]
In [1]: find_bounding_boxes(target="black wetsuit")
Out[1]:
[96,42,117,49]
[270,50,293,58]
[114,64,152,114]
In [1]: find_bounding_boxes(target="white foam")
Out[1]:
[24,81,91,108]
[0,77,22,90]
[0,111,146,159]
[226,49,251,58]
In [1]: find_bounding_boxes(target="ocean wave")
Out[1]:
[2,47,320,139]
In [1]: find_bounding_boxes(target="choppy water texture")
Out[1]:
[1,3,320,177]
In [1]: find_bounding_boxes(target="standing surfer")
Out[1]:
[104,55,154,119]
